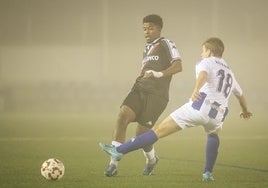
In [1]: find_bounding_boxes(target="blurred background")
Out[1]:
[0,0,267,116]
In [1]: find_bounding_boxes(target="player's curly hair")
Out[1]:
[143,14,163,29]
[203,37,224,57]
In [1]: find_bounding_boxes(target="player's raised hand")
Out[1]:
[240,111,253,120]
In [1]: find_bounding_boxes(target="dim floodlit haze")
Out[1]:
[0,2,267,187]
[0,0,267,116]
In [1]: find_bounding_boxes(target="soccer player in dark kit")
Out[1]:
[100,37,253,181]
[103,14,182,177]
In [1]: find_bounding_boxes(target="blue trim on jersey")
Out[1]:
[192,92,207,110]
[208,101,221,119]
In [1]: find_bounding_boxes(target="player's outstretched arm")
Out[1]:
[235,94,253,119]
[161,59,182,77]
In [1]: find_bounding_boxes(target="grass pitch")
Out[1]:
[0,113,267,188]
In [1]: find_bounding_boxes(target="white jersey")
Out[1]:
[193,57,242,121]
[170,56,243,133]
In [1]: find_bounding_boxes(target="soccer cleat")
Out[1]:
[143,155,159,176]
[104,164,117,177]
[99,143,123,161]
[202,171,215,182]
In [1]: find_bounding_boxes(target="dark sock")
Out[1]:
[204,134,220,173]
[116,130,158,154]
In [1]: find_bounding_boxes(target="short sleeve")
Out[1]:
[232,76,243,96]
[196,59,210,77]
[161,38,181,63]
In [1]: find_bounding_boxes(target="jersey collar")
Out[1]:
[147,37,163,46]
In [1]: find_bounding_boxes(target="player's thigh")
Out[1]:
[204,119,223,134]
[119,105,136,123]
[153,116,181,139]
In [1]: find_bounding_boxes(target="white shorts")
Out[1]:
[170,102,223,134]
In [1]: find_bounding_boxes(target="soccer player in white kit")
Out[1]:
[100,37,252,181]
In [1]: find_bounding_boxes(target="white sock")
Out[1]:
[109,141,122,166]
[143,147,156,164]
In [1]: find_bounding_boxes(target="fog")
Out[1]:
[0,0,267,116]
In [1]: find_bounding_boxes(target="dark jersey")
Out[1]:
[133,37,181,100]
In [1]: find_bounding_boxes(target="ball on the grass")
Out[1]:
[41,158,65,180]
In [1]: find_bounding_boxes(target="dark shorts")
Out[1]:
[121,88,168,128]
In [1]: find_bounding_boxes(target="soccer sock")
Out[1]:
[204,134,220,173]
[109,141,122,166]
[116,130,158,154]
[143,147,156,164]
[111,141,122,147]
